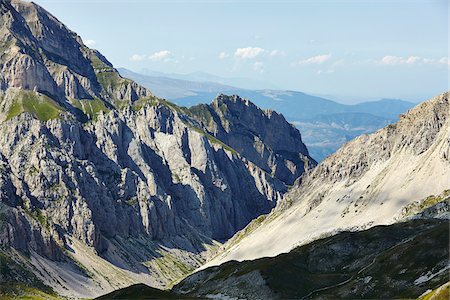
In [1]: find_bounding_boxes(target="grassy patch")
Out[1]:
[96,70,138,99]
[0,251,57,299]
[401,190,450,218]
[144,251,197,288]
[188,105,214,125]
[418,282,450,300]
[131,96,160,111]
[89,53,112,70]
[189,126,237,155]
[70,98,110,120]
[0,284,61,300]
[96,283,197,299]
[5,91,64,121]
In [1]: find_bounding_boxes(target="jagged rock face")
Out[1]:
[0,0,151,104]
[0,101,285,257]
[301,93,450,186]
[189,94,316,185]
[0,1,313,296]
[204,92,450,267]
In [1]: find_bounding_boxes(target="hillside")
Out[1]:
[175,219,449,299]
[203,92,450,266]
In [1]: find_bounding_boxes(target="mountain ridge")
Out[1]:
[119,68,415,161]
[202,91,450,267]
[0,1,315,298]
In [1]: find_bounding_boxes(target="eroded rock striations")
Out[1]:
[0,0,314,297]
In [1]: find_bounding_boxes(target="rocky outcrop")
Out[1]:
[0,0,151,108]
[188,94,316,185]
[0,101,285,248]
[0,95,293,296]
[298,93,449,187]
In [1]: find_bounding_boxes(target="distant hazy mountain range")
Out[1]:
[135,68,281,90]
[119,68,415,161]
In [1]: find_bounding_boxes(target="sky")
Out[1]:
[31,0,449,103]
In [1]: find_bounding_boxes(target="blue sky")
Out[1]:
[32,0,448,102]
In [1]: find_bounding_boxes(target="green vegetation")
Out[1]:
[0,252,57,299]
[401,190,450,218]
[188,105,214,125]
[89,53,111,70]
[70,98,110,120]
[95,283,200,299]
[125,198,138,206]
[0,285,61,300]
[145,251,197,288]
[131,96,160,111]
[418,282,450,300]
[24,207,50,229]
[5,91,64,121]
[158,98,191,115]
[225,214,267,249]
[96,70,124,90]
[189,126,238,155]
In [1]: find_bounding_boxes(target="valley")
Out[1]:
[0,0,448,299]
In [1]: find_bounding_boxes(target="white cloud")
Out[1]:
[129,54,146,62]
[218,52,230,60]
[84,39,96,47]
[439,57,450,66]
[269,50,286,57]
[380,55,446,66]
[253,61,264,73]
[234,47,265,59]
[405,56,421,64]
[149,50,172,61]
[381,56,403,65]
[381,55,423,65]
[296,54,331,65]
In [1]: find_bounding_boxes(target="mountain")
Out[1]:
[120,68,415,161]
[117,68,238,100]
[138,68,280,90]
[174,218,449,299]
[202,92,450,266]
[0,0,150,109]
[0,1,314,298]
[120,69,414,120]
[187,94,316,185]
[295,112,393,161]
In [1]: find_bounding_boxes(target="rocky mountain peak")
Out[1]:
[189,93,316,185]
[301,92,449,187]
[0,0,151,117]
